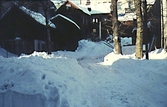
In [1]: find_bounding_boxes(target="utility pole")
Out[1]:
[99,18,102,40]
[161,0,164,48]
[142,0,149,59]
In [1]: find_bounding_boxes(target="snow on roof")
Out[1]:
[65,0,91,15]
[118,13,136,21]
[78,0,156,15]
[147,0,156,5]
[78,5,91,15]
[50,14,80,29]
[20,6,56,28]
[79,3,111,15]
[53,0,156,15]
[52,0,109,15]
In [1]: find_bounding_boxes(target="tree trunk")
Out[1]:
[134,0,143,59]
[162,0,167,51]
[112,0,122,54]
[41,1,52,54]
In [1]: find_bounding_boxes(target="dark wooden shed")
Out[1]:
[50,14,81,51]
[0,4,57,55]
[55,0,91,38]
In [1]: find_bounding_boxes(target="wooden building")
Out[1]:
[0,4,57,55]
[0,0,57,19]
[50,14,81,51]
[55,0,91,39]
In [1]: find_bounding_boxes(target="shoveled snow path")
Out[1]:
[77,58,167,107]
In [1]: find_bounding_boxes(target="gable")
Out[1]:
[56,0,90,16]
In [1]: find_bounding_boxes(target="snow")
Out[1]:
[0,39,167,107]
[56,0,156,15]
[50,14,81,29]
[147,0,156,4]
[79,3,111,15]
[20,6,56,28]
[0,48,17,58]
[118,13,136,21]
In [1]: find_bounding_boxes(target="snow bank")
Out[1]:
[103,48,167,65]
[0,53,92,107]
[0,91,45,107]
[54,40,112,62]
[0,48,17,58]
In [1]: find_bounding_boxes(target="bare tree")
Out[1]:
[111,0,122,54]
[161,0,167,51]
[134,0,144,59]
[41,1,52,54]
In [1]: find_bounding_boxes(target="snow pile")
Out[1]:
[0,51,91,107]
[55,40,112,61]
[0,40,167,107]
[0,48,17,58]
[149,49,167,59]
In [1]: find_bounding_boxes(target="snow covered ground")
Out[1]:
[0,39,167,107]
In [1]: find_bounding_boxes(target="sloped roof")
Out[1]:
[0,4,57,41]
[118,13,136,21]
[147,0,156,5]
[50,14,80,29]
[0,4,56,28]
[55,0,91,15]
[20,6,56,28]
[62,0,80,9]
[53,0,156,15]
[79,3,111,15]
[55,0,110,15]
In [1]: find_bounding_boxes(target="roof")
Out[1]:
[50,14,80,29]
[55,0,110,15]
[20,6,56,28]
[0,4,58,41]
[118,13,136,21]
[0,4,56,28]
[147,0,156,5]
[79,3,111,15]
[53,0,156,15]
[55,0,91,15]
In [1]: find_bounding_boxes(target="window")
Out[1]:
[117,2,122,10]
[128,1,132,9]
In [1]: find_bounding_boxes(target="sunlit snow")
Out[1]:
[0,39,167,107]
